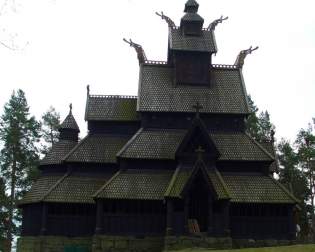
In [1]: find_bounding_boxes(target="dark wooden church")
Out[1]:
[18,1,299,251]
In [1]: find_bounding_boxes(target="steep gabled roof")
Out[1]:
[176,117,220,159]
[164,163,230,200]
[222,173,299,203]
[60,111,80,132]
[169,28,216,53]
[85,95,139,121]
[19,174,65,205]
[64,134,131,164]
[118,128,274,162]
[43,172,113,204]
[94,169,174,200]
[137,65,249,114]
[40,140,77,166]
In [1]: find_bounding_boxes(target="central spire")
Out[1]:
[180,0,204,36]
[184,0,199,13]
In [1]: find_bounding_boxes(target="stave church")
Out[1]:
[18,1,299,251]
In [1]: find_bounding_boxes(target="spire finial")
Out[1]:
[192,102,203,118]
[234,46,259,68]
[69,103,72,114]
[87,85,90,95]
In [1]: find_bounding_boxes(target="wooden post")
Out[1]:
[166,200,174,235]
[184,197,190,234]
[207,196,213,235]
[95,200,104,234]
[288,205,296,240]
[40,203,47,235]
[223,201,230,236]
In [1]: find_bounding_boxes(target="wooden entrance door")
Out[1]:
[188,171,209,232]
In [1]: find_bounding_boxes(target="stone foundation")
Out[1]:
[17,235,299,252]
[164,235,232,251]
[17,236,92,252]
[92,235,163,252]
[232,238,297,249]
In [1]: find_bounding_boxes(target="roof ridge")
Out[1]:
[245,132,274,160]
[93,170,121,198]
[41,172,70,202]
[89,94,138,99]
[212,64,238,69]
[268,175,300,204]
[116,128,143,157]
[62,134,90,162]
[212,168,231,199]
[164,165,181,198]
[238,68,251,114]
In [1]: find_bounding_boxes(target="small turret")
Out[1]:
[59,103,80,142]
[180,0,204,36]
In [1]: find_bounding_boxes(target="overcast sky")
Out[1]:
[0,0,314,142]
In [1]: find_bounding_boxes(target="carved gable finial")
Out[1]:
[87,85,90,96]
[156,11,176,28]
[207,15,228,31]
[123,38,147,65]
[234,46,259,68]
[69,103,72,114]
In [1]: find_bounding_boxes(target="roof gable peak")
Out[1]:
[176,117,220,160]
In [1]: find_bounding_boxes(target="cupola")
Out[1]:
[180,0,204,36]
[58,104,80,142]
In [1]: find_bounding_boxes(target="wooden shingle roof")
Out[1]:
[165,163,230,200]
[137,65,249,114]
[118,128,274,162]
[94,169,174,200]
[169,28,216,53]
[19,174,65,205]
[222,173,299,203]
[64,134,131,164]
[60,112,80,132]
[85,95,139,121]
[40,140,77,166]
[43,173,113,204]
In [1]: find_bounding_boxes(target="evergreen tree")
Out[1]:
[278,139,310,237]
[245,95,260,139]
[0,177,9,238]
[0,89,41,249]
[295,124,315,215]
[245,95,275,141]
[41,106,60,155]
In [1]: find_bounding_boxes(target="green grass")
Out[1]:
[170,244,315,252]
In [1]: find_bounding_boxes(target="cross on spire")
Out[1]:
[195,145,205,160]
[192,102,203,118]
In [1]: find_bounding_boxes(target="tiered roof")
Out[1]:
[22,0,297,209]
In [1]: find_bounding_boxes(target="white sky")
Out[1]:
[0,0,314,142]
